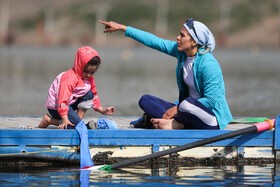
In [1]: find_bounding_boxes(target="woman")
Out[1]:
[98,19,232,130]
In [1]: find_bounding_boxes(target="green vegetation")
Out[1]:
[18,0,278,34]
[11,0,279,46]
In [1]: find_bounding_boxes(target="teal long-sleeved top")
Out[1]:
[125,26,232,130]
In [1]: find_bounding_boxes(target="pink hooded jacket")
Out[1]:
[45,46,101,116]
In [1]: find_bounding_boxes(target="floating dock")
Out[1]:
[0,116,279,166]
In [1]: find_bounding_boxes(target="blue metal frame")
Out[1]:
[0,129,274,147]
[274,114,280,150]
[0,114,279,161]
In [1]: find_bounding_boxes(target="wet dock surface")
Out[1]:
[0,116,254,130]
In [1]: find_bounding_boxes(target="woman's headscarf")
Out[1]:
[183,18,215,52]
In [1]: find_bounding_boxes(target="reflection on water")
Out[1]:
[0,46,279,118]
[0,164,277,186]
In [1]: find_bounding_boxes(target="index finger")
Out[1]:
[98,20,107,25]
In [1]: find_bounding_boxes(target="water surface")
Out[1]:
[0,164,277,186]
[0,46,279,118]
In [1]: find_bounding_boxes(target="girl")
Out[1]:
[38,46,115,129]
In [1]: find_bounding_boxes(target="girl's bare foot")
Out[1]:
[38,114,51,128]
[151,118,184,129]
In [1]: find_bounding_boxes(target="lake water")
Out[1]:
[0,46,279,118]
[0,46,280,185]
[0,164,279,186]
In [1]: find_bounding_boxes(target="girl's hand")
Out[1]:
[97,106,115,115]
[98,20,127,33]
[58,115,74,129]
[162,105,178,119]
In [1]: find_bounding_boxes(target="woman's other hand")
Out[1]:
[98,20,127,33]
[162,105,178,119]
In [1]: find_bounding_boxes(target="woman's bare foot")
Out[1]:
[151,118,184,129]
[38,114,51,128]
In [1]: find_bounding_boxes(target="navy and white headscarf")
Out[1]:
[183,18,215,52]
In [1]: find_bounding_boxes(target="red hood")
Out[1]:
[73,46,100,77]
